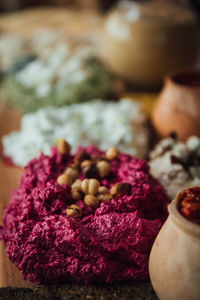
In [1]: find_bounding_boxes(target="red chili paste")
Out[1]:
[179,187,200,225]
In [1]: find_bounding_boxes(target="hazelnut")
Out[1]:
[106,146,119,160]
[81,160,92,169]
[91,154,102,163]
[74,151,90,165]
[65,167,78,181]
[66,204,82,218]
[81,178,100,195]
[82,164,99,178]
[70,162,79,169]
[57,139,71,155]
[110,183,131,198]
[97,160,111,178]
[97,193,112,202]
[71,179,82,190]
[57,173,73,186]
[82,179,89,194]
[71,188,83,202]
[84,194,99,208]
[98,186,109,194]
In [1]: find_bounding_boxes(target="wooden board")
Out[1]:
[0,7,103,40]
[0,100,35,287]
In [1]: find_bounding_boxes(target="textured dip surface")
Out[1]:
[0,146,168,285]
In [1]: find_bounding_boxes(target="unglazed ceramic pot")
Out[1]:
[149,189,200,300]
[102,1,199,89]
[152,69,200,141]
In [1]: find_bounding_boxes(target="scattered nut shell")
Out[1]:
[97,160,111,178]
[97,193,112,202]
[106,146,119,160]
[57,139,71,155]
[98,186,109,194]
[110,183,131,198]
[57,173,73,186]
[81,179,100,195]
[66,204,82,217]
[71,179,82,190]
[71,188,83,202]
[84,194,99,208]
[65,167,78,181]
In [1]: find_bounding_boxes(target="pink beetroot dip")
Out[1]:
[0,146,168,285]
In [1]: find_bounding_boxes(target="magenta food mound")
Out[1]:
[0,146,168,285]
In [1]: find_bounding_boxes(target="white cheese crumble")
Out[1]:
[14,44,93,98]
[150,136,200,200]
[0,29,98,73]
[3,99,149,167]
[0,34,27,71]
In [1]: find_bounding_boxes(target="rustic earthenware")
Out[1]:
[102,2,199,89]
[152,69,200,140]
[149,189,200,300]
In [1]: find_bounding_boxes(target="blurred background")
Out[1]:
[0,0,199,13]
[0,0,200,155]
[0,0,118,12]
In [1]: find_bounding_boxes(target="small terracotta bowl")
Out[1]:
[149,187,200,300]
[152,69,200,140]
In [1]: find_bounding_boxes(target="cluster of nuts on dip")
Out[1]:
[178,187,200,225]
[56,139,131,218]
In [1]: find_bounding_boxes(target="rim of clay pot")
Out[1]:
[165,68,200,90]
[168,188,200,239]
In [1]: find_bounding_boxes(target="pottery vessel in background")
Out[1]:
[149,188,200,300]
[102,1,199,90]
[152,69,200,140]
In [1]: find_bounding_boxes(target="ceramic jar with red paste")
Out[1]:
[149,187,200,300]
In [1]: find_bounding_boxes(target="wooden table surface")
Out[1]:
[0,7,103,40]
[0,100,34,287]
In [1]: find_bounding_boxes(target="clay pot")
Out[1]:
[152,69,200,141]
[102,1,199,89]
[149,189,200,300]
